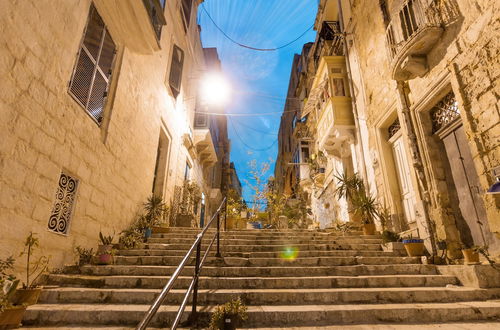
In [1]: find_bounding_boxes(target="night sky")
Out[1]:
[198,0,318,203]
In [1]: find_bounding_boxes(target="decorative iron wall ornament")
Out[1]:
[388,118,401,139]
[431,92,460,133]
[48,173,79,234]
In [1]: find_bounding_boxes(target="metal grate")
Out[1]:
[69,4,116,124]
[48,172,79,235]
[431,92,460,133]
[388,118,401,138]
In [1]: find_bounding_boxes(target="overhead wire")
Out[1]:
[229,117,278,151]
[201,3,314,52]
[231,118,279,135]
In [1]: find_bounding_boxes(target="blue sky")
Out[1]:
[198,0,318,203]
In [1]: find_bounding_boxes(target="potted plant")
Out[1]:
[97,232,114,265]
[12,232,49,306]
[142,195,167,239]
[351,192,379,235]
[209,297,248,330]
[1,256,25,329]
[75,246,94,266]
[402,235,426,257]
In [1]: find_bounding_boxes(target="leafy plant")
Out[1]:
[99,232,114,245]
[377,204,392,231]
[351,192,379,224]
[209,297,248,330]
[20,232,50,289]
[75,246,94,266]
[381,230,400,244]
[333,172,365,202]
[333,222,355,235]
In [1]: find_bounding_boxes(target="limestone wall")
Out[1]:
[0,0,211,274]
[344,0,500,255]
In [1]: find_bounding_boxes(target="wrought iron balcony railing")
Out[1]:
[385,0,459,80]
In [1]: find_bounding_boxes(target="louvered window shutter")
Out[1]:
[69,4,116,125]
[181,0,193,31]
[169,45,184,98]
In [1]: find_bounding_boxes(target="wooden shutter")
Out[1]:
[169,45,184,98]
[181,0,193,31]
[69,4,116,124]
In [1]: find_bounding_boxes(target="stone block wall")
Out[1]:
[0,0,210,274]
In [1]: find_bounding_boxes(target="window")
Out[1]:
[143,0,164,39]
[184,162,191,180]
[48,172,79,235]
[332,78,345,96]
[180,0,193,32]
[169,45,184,98]
[69,4,116,125]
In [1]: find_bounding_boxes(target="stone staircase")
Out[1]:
[22,227,500,328]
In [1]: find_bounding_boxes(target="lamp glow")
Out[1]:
[200,72,231,107]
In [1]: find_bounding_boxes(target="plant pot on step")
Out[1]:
[11,287,42,306]
[0,305,27,329]
[402,239,425,257]
[462,249,480,264]
[221,314,242,330]
[144,228,152,240]
[97,244,113,265]
[362,223,376,235]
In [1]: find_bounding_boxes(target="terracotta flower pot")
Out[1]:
[362,223,376,235]
[11,287,42,306]
[0,305,27,329]
[462,249,480,264]
[403,239,425,257]
[97,244,113,265]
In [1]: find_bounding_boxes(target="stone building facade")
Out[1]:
[0,0,231,272]
[276,0,500,258]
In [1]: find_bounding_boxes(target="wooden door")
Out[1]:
[391,134,417,224]
[441,125,497,246]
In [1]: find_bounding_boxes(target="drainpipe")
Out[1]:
[396,81,437,256]
[336,0,370,191]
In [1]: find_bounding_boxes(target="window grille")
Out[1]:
[48,172,79,235]
[69,4,116,125]
[181,0,193,32]
[194,113,208,127]
[169,45,184,98]
[431,92,460,133]
[388,118,401,139]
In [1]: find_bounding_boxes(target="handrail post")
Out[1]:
[224,197,228,232]
[189,238,202,322]
[215,211,221,258]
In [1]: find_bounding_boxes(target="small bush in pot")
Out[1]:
[351,192,379,235]
[209,297,248,330]
[75,246,94,266]
[402,235,425,257]
[97,232,114,265]
[12,232,49,306]
[1,256,26,329]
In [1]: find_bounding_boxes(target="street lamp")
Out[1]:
[200,72,231,107]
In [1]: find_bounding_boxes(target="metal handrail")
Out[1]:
[137,197,227,330]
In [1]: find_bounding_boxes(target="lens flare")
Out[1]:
[280,246,299,261]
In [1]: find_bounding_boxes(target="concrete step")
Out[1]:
[112,255,420,267]
[145,242,383,252]
[18,322,500,330]
[23,301,500,327]
[38,287,500,305]
[146,237,383,245]
[77,264,438,277]
[117,249,403,258]
[44,274,459,289]
[151,233,378,240]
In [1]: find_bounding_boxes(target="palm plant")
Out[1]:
[351,192,379,224]
[333,172,365,202]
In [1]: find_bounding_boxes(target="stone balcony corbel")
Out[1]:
[193,128,217,168]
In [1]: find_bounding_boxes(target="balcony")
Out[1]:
[313,21,344,70]
[93,0,166,54]
[193,113,217,167]
[385,0,459,80]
